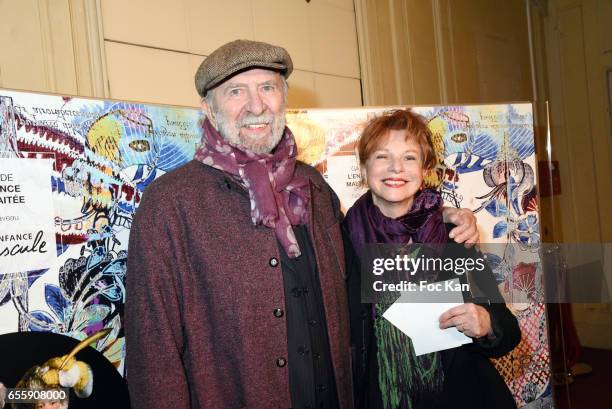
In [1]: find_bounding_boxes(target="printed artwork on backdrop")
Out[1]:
[0,88,550,409]
[0,330,130,408]
[0,90,201,407]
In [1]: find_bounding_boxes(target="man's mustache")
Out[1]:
[238,114,275,127]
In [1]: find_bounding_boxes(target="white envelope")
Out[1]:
[382,278,473,356]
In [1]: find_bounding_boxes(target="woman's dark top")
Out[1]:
[344,220,521,409]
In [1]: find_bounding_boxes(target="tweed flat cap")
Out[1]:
[195,39,293,97]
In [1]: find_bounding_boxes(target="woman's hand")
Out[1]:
[439,303,492,338]
[442,207,479,247]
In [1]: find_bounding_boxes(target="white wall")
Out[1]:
[0,0,362,109]
[99,0,363,108]
[0,0,98,96]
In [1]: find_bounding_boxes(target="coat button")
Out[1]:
[276,357,287,367]
[273,308,284,318]
[292,287,308,297]
[269,257,279,267]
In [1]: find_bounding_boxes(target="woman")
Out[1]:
[344,109,520,409]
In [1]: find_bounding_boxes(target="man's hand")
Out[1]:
[442,207,479,247]
[439,303,492,338]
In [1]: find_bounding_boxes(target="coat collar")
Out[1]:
[294,161,323,190]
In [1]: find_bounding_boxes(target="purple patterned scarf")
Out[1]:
[344,188,447,250]
[194,118,309,258]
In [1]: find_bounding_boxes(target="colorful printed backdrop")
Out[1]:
[0,90,550,408]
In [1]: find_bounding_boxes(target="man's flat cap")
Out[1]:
[195,39,293,97]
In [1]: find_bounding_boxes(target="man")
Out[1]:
[125,39,478,409]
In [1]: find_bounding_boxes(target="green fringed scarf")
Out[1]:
[374,301,444,409]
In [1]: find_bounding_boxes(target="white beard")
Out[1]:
[211,108,286,154]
